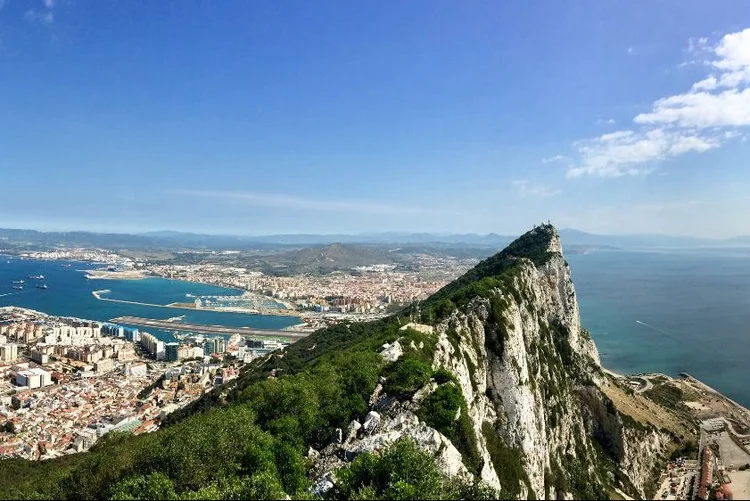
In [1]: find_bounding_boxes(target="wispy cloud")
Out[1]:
[627,47,635,55]
[169,189,444,216]
[565,27,750,178]
[511,180,560,198]
[541,154,568,164]
[687,36,710,54]
[25,0,56,25]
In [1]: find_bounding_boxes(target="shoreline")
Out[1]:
[603,367,750,417]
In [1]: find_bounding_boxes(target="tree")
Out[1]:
[335,437,446,500]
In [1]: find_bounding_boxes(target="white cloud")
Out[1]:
[511,180,560,198]
[541,154,568,163]
[169,189,441,216]
[634,88,750,128]
[567,27,750,178]
[691,76,717,92]
[628,47,635,55]
[567,128,719,178]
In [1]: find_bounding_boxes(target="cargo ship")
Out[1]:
[11,280,24,284]
[36,284,48,290]
[28,275,45,280]
[12,286,23,290]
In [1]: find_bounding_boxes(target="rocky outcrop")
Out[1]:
[308,225,679,499]
[310,387,471,494]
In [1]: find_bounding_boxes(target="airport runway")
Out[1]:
[109,315,310,339]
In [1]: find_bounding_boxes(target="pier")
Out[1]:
[109,315,310,339]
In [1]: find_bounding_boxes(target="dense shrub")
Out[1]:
[383,356,434,395]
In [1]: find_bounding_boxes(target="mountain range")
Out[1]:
[2,227,750,251]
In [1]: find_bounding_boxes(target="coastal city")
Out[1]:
[0,306,287,460]
[12,246,475,330]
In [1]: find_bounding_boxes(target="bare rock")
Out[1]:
[363,411,381,435]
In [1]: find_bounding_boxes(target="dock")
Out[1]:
[109,316,310,339]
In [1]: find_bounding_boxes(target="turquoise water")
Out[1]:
[568,248,750,407]
[0,257,300,341]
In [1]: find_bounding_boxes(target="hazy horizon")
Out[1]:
[2,224,750,242]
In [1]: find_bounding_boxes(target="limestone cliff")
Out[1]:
[311,225,681,500]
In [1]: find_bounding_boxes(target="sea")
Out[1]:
[2,250,750,407]
[0,257,300,343]
[568,247,750,408]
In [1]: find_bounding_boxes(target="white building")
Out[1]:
[0,343,19,362]
[16,368,52,389]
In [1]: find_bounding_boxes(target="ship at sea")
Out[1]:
[28,275,45,280]
[36,284,48,290]
[11,280,24,284]
[12,286,23,290]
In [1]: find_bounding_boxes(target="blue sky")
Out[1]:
[3,1,750,237]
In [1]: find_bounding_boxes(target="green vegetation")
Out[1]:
[333,437,497,500]
[643,383,684,409]
[481,422,531,500]
[417,384,482,474]
[383,355,433,395]
[670,441,698,460]
[414,224,559,325]
[334,437,447,500]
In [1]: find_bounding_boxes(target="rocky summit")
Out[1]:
[0,224,692,500]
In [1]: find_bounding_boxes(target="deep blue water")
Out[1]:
[569,248,750,407]
[0,257,299,342]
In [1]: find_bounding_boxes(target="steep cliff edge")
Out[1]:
[308,224,686,500]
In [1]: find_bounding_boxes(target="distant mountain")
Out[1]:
[255,243,401,275]
[3,227,750,252]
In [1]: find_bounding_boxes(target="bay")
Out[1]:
[0,257,300,342]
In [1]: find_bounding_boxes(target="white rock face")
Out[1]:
[310,227,674,500]
[379,340,403,362]
[400,323,434,335]
[620,427,672,498]
[429,227,669,499]
[346,408,471,481]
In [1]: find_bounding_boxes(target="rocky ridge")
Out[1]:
[309,225,683,500]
